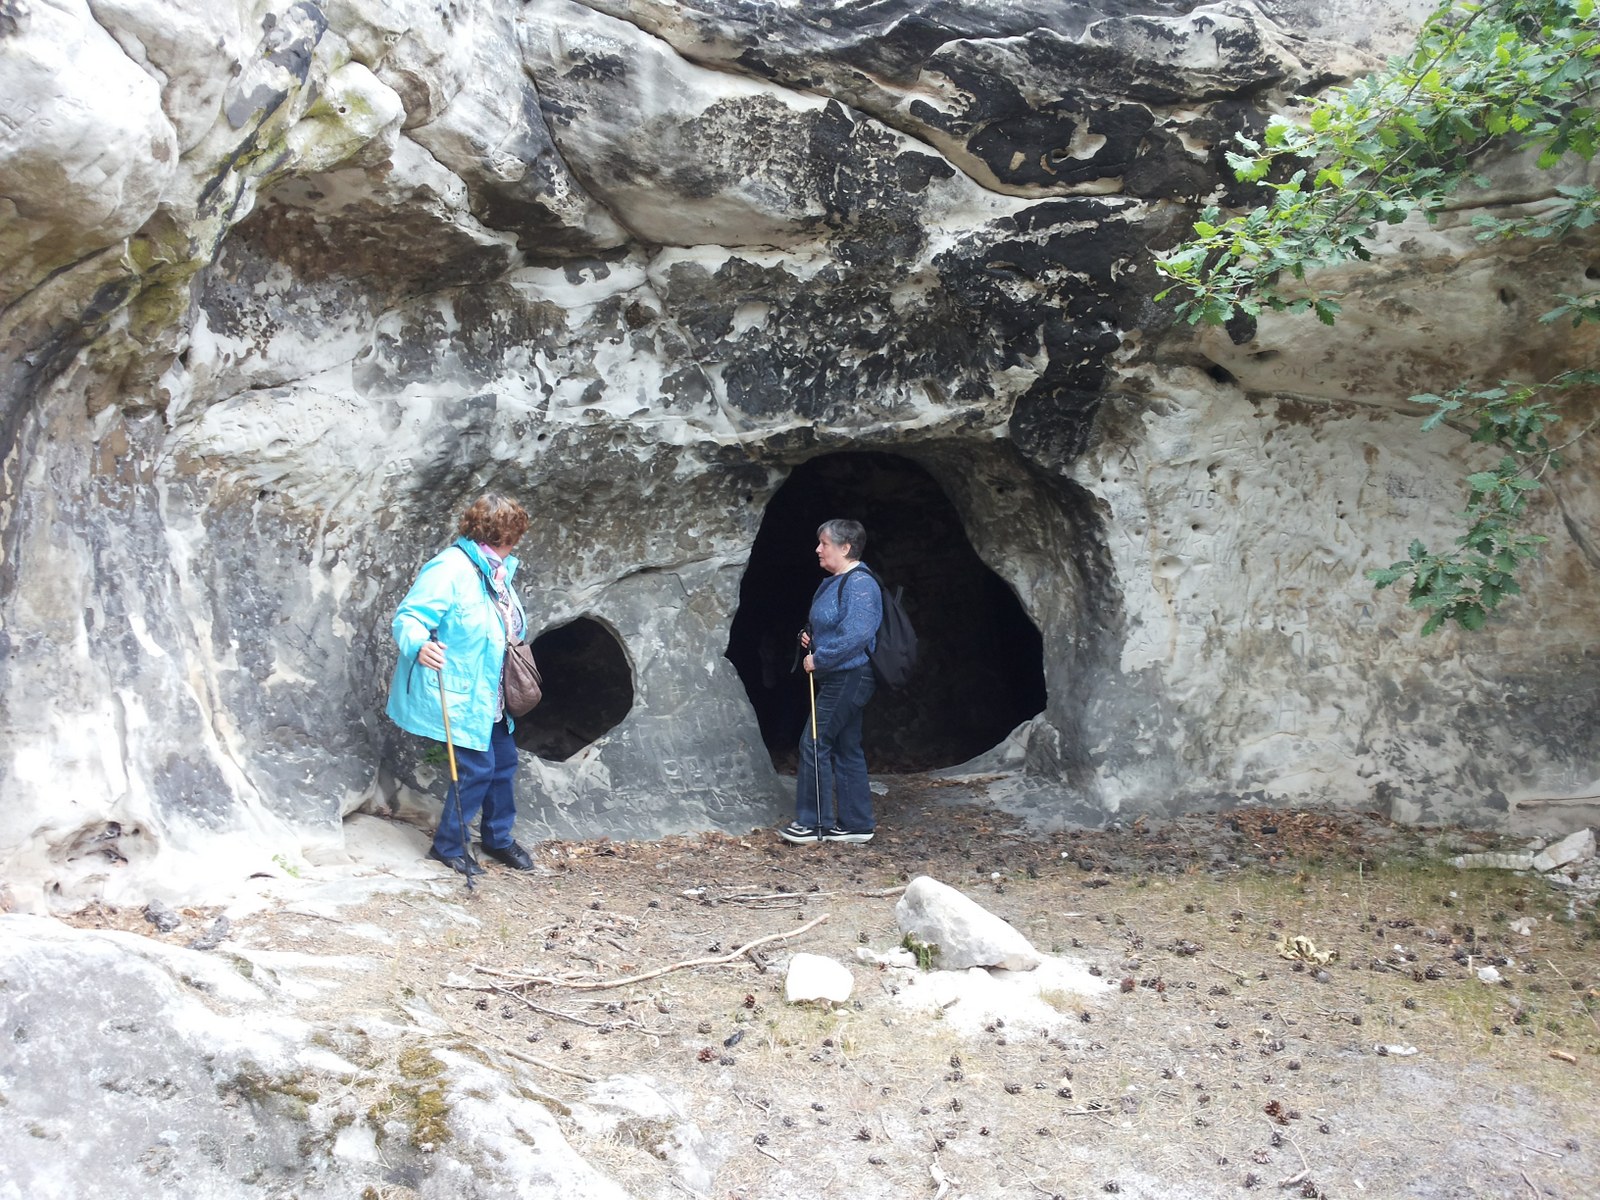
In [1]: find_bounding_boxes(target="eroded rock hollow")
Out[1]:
[2,0,1597,910]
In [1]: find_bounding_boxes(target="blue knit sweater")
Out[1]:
[809,565,882,673]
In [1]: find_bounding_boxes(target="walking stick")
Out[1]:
[808,669,824,844]
[432,632,474,892]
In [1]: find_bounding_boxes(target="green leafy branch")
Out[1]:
[1154,0,1600,633]
[1157,0,1600,325]
[1368,370,1599,632]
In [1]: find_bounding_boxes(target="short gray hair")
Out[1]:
[817,519,865,560]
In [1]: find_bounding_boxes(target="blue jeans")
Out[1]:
[433,718,519,857]
[795,665,876,832]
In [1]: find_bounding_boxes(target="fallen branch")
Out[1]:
[1478,1124,1564,1160]
[1283,1128,1310,1174]
[484,915,830,992]
[501,1046,596,1083]
[492,986,630,1029]
[1209,958,1250,979]
[722,891,811,906]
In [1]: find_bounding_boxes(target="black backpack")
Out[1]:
[852,564,918,689]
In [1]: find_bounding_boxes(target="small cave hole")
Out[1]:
[1206,364,1237,386]
[1498,287,1517,305]
[1586,264,1600,280]
[727,451,1046,773]
[513,617,632,761]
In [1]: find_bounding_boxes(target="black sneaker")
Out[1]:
[480,840,535,871]
[823,827,874,844]
[777,821,824,844]
[426,846,485,876]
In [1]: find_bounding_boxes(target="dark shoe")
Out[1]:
[778,821,824,845]
[480,840,534,871]
[823,827,874,844]
[427,846,484,876]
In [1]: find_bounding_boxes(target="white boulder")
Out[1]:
[895,875,1042,972]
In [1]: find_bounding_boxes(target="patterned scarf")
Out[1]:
[477,545,525,641]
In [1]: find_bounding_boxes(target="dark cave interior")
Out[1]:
[726,451,1047,772]
[513,616,633,762]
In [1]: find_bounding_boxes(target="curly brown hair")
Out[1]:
[458,494,530,548]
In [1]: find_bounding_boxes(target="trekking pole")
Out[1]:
[432,631,474,892]
[808,670,824,844]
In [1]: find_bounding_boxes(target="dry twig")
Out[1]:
[502,1045,598,1083]
[482,915,830,992]
[1478,1124,1564,1160]
[492,985,628,1028]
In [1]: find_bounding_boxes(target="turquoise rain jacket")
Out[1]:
[386,538,528,753]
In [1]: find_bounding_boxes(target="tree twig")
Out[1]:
[1283,1128,1310,1174]
[1478,1124,1564,1159]
[492,985,631,1028]
[501,1045,597,1083]
[484,915,830,992]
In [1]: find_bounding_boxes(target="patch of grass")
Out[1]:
[900,934,939,971]
[227,1062,321,1122]
[369,1046,452,1151]
[1039,988,1078,1014]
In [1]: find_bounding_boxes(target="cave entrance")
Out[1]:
[726,451,1046,772]
[513,617,632,761]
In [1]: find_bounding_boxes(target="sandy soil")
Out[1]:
[69,776,1600,1199]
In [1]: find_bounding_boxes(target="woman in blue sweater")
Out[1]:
[780,518,883,844]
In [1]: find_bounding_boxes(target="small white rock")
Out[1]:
[855,945,916,969]
[1477,966,1502,984]
[1452,852,1535,872]
[785,953,854,1005]
[1377,1044,1419,1057]
[1532,828,1595,873]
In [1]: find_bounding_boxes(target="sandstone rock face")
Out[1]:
[2,0,1597,911]
[0,914,631,1198]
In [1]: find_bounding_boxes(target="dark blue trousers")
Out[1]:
[432,718,519,857]
[795,665,876,832]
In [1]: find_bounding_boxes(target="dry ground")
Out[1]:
[71,777,1600,1199]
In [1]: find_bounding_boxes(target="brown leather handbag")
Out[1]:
[461,546,542,716]
[502,637,543,717]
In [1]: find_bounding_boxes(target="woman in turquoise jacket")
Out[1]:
[387,494,535,875]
